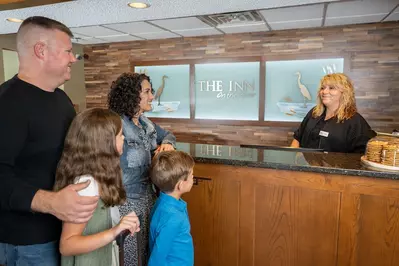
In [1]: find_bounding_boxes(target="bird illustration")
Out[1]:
[295,72,312,107]
[138,69,149,76]
[154,75,168,106]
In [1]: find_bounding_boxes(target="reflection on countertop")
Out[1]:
[175,142,399,180]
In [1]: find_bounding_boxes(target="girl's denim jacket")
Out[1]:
[120,114,176,199]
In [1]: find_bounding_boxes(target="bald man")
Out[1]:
[0,16,98,265]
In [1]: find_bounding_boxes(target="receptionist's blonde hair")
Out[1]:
[312,73,357,123]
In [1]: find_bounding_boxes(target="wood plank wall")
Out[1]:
[84,22,399,146]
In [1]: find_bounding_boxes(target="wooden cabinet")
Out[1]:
[183,163,399,266]
[183,166,241,266]
[337,194,399,266]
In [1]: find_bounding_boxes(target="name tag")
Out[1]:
[319,130,329,137]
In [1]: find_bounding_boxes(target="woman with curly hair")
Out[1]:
[54,108,140,266]
[291,73,375,153]
[108,72,176,265]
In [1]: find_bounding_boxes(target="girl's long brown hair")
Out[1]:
[312,73,357,123]
[54,108,126,207]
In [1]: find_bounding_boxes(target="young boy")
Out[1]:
[148,150,195,266]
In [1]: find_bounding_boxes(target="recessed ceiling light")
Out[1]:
[128,2,150,9]
[6,18,24,23]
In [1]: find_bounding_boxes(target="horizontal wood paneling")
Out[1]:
[188,162,399,266]
[156,121,297,146]
[84,22,399,146]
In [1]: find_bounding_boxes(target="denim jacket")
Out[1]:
[120,115,176,199]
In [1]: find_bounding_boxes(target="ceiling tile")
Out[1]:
[0,0,346,35]
[174,28,223,37]
[72,38,107,45]
[218,22,269,34]
[71,32,92,39]
[260,4,324,22]
[150,17,213,31]
[326,0,398,18]
[99,34,142,42]
[70,26,123,38]
[104,22,164,35]
[134,31,180,40]
[270,18,322,30]
[384,7,399,21]
[325,14,385,26]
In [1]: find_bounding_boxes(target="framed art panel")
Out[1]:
[194,62,260,120]
[264,58,344,122]
[135,65,190,118]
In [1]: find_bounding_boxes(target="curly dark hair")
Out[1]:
[107,72,153,118]
[54,108,126,207]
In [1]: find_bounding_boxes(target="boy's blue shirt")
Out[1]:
[149,192,194,266]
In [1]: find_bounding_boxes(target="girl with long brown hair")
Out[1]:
[54,108,140,266]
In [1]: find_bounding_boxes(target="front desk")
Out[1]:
[178,143,399,266]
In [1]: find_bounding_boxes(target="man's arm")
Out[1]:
[0,94,37,212]
[0,132,98,222]
[0,93,98,223]
[31,183,99,223]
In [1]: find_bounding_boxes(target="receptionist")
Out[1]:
[290,73,376,153]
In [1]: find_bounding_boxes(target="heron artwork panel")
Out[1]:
[264,58,344,122]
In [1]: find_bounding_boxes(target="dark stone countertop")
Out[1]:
[175,143,399,180]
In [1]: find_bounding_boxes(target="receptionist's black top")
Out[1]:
[293,108,376,153]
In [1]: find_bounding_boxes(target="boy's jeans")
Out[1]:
[0,241,59,266]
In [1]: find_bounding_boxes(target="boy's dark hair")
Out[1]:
[18,16,73,37]
[150,151,194,193]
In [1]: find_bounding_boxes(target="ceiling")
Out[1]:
[0,0,398,45]
[0,0,72,12]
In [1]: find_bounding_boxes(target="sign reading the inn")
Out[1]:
[197,80,256,99]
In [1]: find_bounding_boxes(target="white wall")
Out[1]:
[2,49,19,81]
[2,49,65,90]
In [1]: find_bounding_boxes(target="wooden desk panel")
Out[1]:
[184,163,399,266]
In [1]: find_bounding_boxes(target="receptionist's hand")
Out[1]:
[154,143,175,156]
